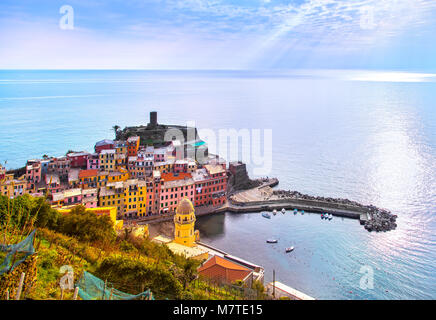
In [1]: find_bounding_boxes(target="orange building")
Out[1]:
[127,136,140,157]
[198,255,253,286]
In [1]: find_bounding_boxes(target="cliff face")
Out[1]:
[228,162,262,192]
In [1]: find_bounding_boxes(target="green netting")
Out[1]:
[76,271,154,300]
[0,230,36,275]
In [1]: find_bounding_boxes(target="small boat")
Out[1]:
[273,209,277,215]
[286,246,294,253]
[281,208,286,214]
[267,239,278,244]
[301,210,305,215]
[328,214,333,220]
[293,209,298,214]
[262,212,271,219]
[321,213,324,219]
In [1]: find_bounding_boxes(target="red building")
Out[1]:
[192,164,227,207]
[95,139,114,153]
[67,152,90,168]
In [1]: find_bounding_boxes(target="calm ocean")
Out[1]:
[0,70,435,299]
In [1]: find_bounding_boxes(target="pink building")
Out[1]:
[82,188,98,208]
[154,148,167,162]
[26,160,42,192]
[63,188,82,206]
[159,172,195,214]
[0,164,5,180]
[87,153,100,170]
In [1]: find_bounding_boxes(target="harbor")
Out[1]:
[139,175,397,233]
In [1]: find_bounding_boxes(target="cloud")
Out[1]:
[0,0,435,69]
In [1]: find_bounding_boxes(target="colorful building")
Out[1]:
[192,165,227,207]
[87,153,99,170]
[67,152,90,168]
[0,164,6,180]
[159,172,195,214]
[26,160,42,192]
[0,174,27,197]
[153,198,207,260]
[153,160,173,174]
[95,139,114,153]
[127,136,140,157]
[99,149,116,171]
[81,188,98,208]
[48,157,71,181]
[78,169,109,189]
[115,141,128,156]
[198,255,253,286]
[99,179,147,218]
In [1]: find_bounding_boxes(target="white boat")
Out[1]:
[262,212,271,219]
[267,239,278,244]
[285,246,294,253]
[328,214,333,220]
[273,209,277,215]
[281,208,286,214]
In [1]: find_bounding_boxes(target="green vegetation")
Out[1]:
[1,195,259,300]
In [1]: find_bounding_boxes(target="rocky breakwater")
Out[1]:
[363,206,398,232]
[273,190,398,232]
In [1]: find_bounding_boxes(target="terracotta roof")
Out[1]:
[198,255,252,283]
[78,169,98,179]
[200,255,250,272]
[161,172,192,182]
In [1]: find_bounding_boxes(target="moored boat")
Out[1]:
[262,212,271,219]
[267,239,278,243]
[285,246,294,253]
[281,208,286,214]
[293,209,298,214]
[301,210,305,215]
[273,209,277,215]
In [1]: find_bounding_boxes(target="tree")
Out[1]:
[112,125,120,139]
[181,259,199,290]
[57,205,116,243]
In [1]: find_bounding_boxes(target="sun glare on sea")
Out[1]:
[349,71,436,83]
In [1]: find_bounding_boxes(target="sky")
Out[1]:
[0,0,436,70]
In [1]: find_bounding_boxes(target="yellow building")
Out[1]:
[57,206,124,231]
[154,161,173,174]
[153,198,207,260]
[99,179,147,218]
[0,174,28,197]
[108,168,129,183]
[174,198,198,247]
[124,179,147,218]
[99,149,116,171]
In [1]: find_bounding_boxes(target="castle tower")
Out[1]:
[174,198,197,247]
[149,111,158,128]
